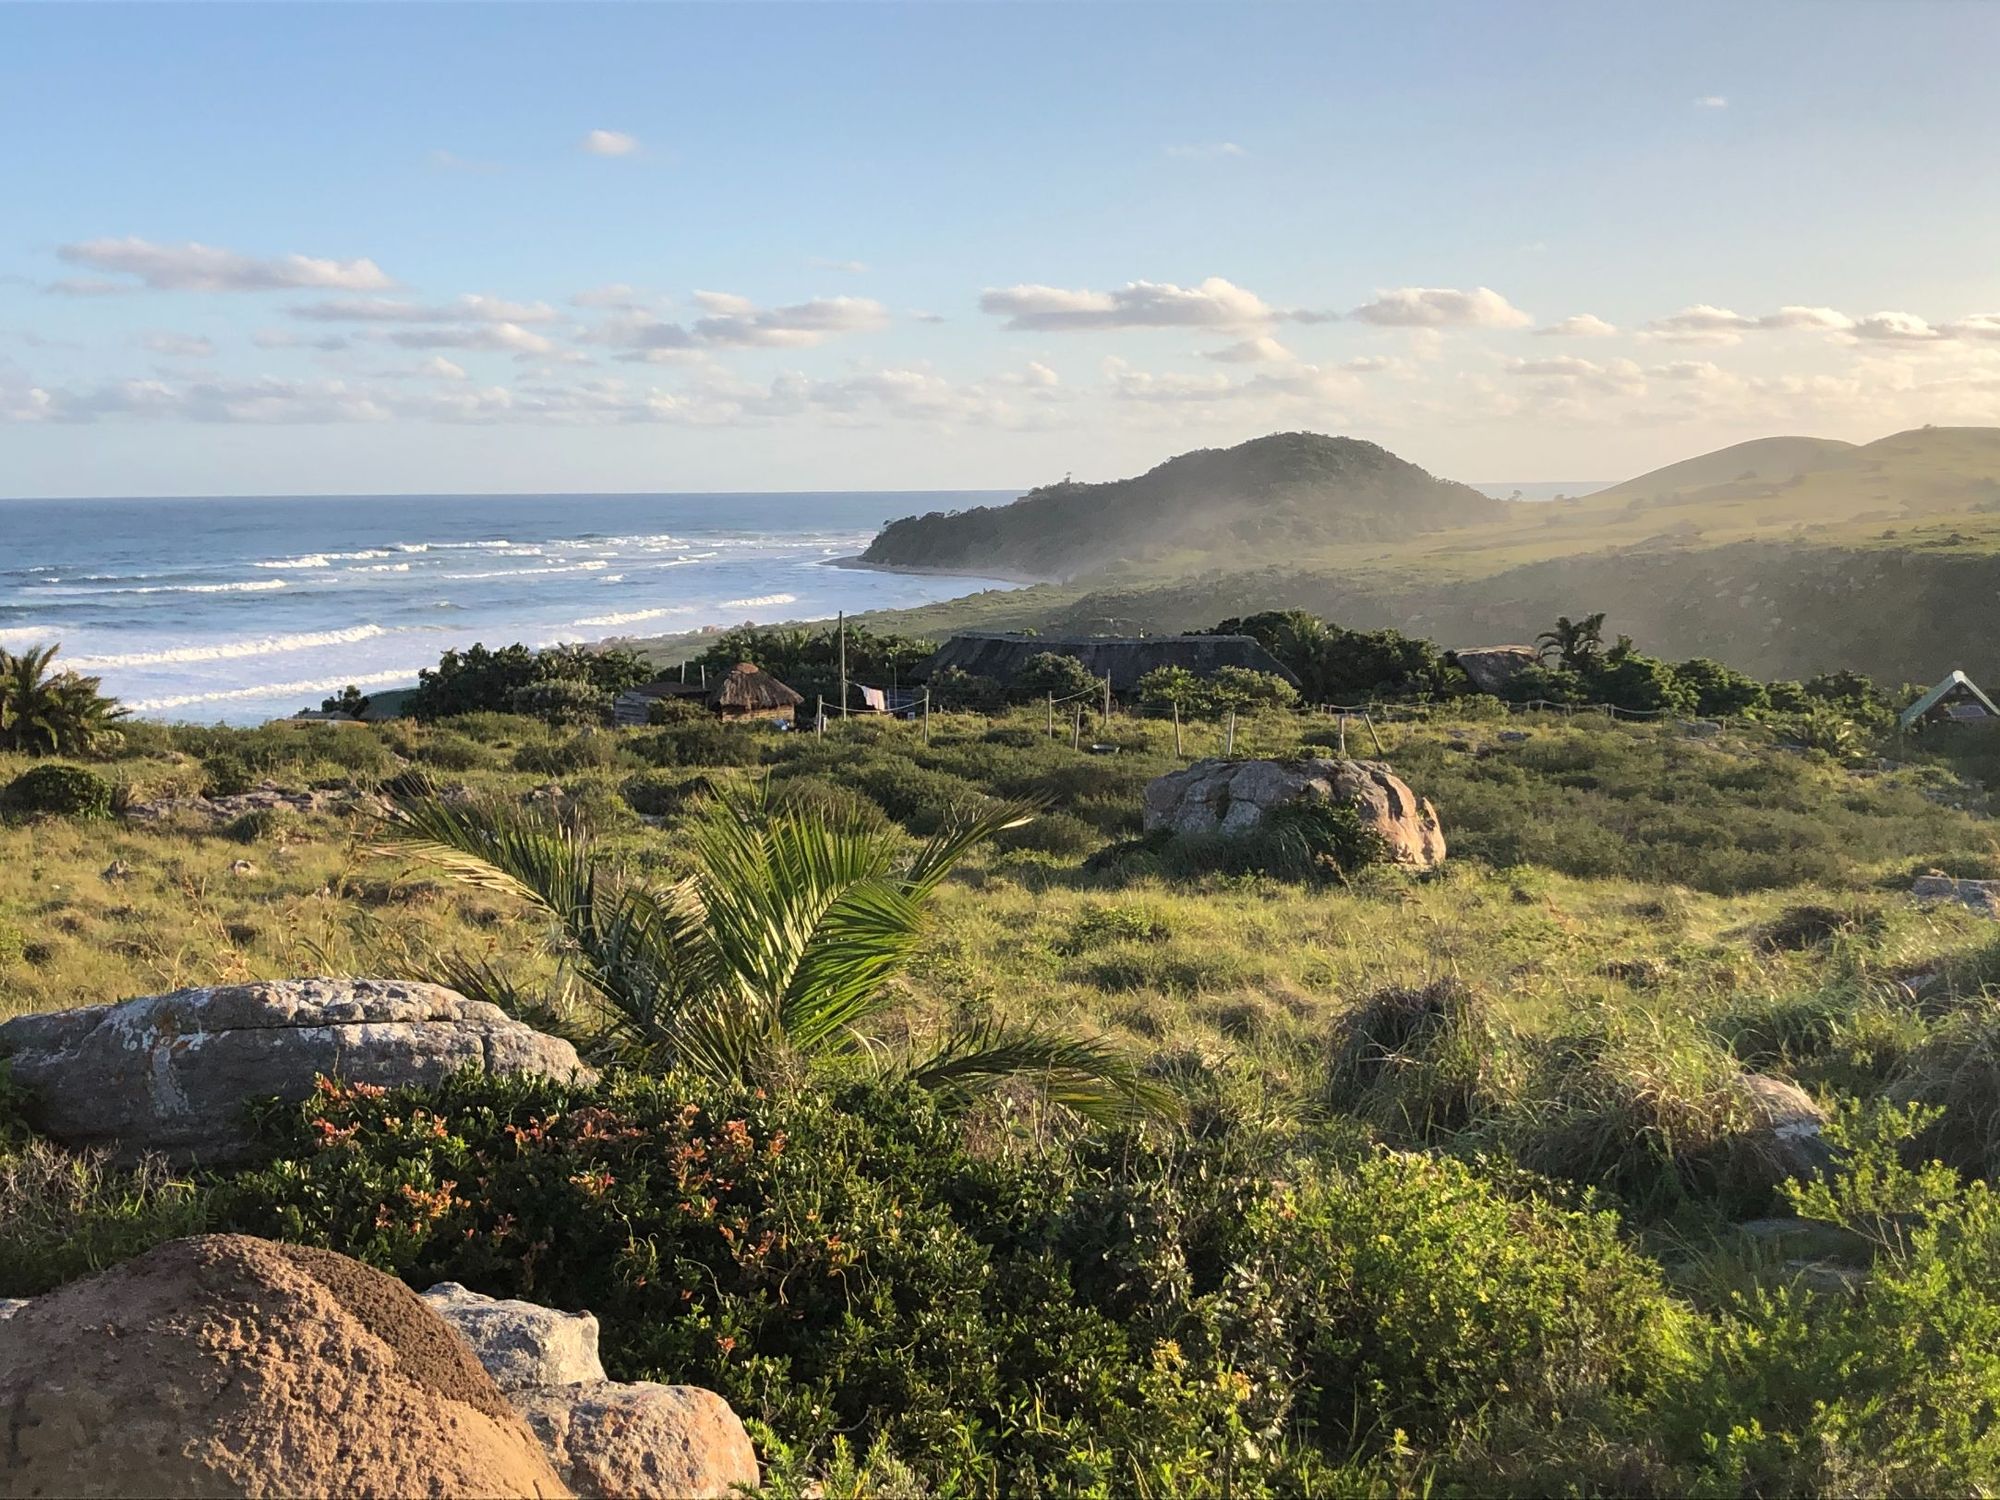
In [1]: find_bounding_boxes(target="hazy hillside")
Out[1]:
[1588,435,1857,501]
[859,431,1502,578]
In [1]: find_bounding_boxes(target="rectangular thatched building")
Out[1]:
[922,632,1300,693]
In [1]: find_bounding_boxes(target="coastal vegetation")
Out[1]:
[3,626,2000,1490]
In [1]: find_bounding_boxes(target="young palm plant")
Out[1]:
[377,784,1177,1124]
[0,644,128,756]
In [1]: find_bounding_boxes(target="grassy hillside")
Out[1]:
[859,430,1500,578]
[1588,434,1858,501]
[5,704,2000,1493]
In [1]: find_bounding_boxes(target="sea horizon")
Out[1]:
[1,490,1023,724]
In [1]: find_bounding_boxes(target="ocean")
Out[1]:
[0,491,1022,723]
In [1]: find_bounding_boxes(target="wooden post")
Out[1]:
[679,660,686,684]
[1047,692,1055,740]
[1338,711,1348,754]
[837,611,847,721]
[700,664,707,688]
[922,688,931,745]
[1363,711,1385,755]
[815,695,824,736]
[1072,706,1083,751]
[1224,710,1236,757]
[1172,700,1182,758]
[1102,672,1112,723]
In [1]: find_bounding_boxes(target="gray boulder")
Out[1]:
[1450,645,1540,695]
[0,978,595,1164]
[1912,874,2000,918]
[422,1282,607,1390]
[1143,757,1445,868]
[1735,1072,1831,1179]
[424,1282,758,1499]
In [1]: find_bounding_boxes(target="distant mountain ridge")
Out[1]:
[860,431,1503,579]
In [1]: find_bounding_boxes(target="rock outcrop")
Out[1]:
[1912,873,2000,918]
[1734,1072,1831,1179]
[120,778,387,826]
[0,1235,568,1498]
[1450,644,1541,695]
[1143,757,1446,868]
[0,978,595,1163]
[423,1283,759,1500]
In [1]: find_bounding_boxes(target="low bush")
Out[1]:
[507,678,611,728]
[1324,977,1511,1141]
[199,752,256,797]
[3,763,115,818]
[512,730,622,777]
[619,769,714,818]
[631,723,768,769]
[410,730,498,772]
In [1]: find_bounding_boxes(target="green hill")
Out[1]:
[859,431,1502,579]
[1588,434,1857,501]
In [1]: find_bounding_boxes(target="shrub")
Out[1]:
[764,774,895,837]
[1675,658,1769,717]
[1126,802,1382,884]
[1324,978,1510,1141]
[993,810,1097,858]
[1890,999,2000,1178]
[0,1142,210,1295]
[619,770,713,818]
[646,696,707,726]
[2,763,115,818]
[631,723,768,769]
[199,753,256,797]
[512,730,621,777]
[1012,651,1101,704]
[222,807,295,845]
[507,678,611,728]
[410,730,496,772]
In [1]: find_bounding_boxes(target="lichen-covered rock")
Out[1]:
[422,1282,607,1390]
[516,1381,758,1500]
[0,1235,568,1498]
[1143,757,1445,868]
[1735,1072,1831,1179]
[1912,874,2000,917]
[0,978,596,1164]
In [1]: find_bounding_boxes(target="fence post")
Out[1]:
[1224,710,1236,757]
[1363,711,1385,755]
[1047,692,1055,740]
[1072,705,1083,750]
[815,695,824,736]
[1173,700,1183,758]
[1103,672,1112,723]
[1338,711,1347,755]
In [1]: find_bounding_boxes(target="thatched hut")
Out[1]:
[709,661,804,722]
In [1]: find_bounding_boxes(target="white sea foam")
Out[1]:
[70,623,391,669]
[570,606,695,628]
[439,560,608,580]
[345,563,412,573]
[718,593,799,610]
[126,665,423,714]
[128,579,290,595]
[0,626,57,645]
[253,554,333,570]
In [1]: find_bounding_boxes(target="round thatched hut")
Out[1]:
[710,661,804,721]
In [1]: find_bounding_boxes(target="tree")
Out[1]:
[1204,666,1300,713]
[1674,658,1768,717]
[0,644,128,756]
[320,684,372,719]
[1135,665,1206,713]
[1536,613,1609,673]
[408,642,654,719]
[1012,651,1099,704]
[380,787,1174,1124]
[508,678,612,727]
[1587,644,1696,716]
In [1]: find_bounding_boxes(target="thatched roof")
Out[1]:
[710,661,803,711]
[922,633,1300,692]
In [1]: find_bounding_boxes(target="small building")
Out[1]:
[611,678,709,728]
[1899,670,2000,732]
[709,661,804,723]
[921,632,1300,693]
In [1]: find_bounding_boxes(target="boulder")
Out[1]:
[0,1234,568,1498]
[1912,874,2000,918]
[423,1282,759,1500]
[1142,757,1445,868]
[516,1381,758,1500]
[422,1282,607,1390]
[0,978,596,1164]
[1734,1072,1831,1179]
[1450,645,1540,695]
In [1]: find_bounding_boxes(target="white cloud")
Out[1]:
[808,258,869,274]
[1949,314,2000,341]
[418,357,468,381]
[289,294,558,324]
[386,322,555,354]
[1164,142,1247,161]
[1847,311,1949,343]
[1693,95,1729,109]
[1759,305,1853,331]
[981,277,1274,332]
[43,278,132,298]
[590,292,888,353]
[1349,286,1532,329]
[253,328,351,352]
[1204,335,1294,363]
[1507,355,1647,394]
[581,129,639,157]
[1535,313,1618,337]
[570,284,648,310]
[1643,304,1753,344]
[58,237,393,293]
[141,332,217,358]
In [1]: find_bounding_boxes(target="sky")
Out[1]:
[3,0,1999,498]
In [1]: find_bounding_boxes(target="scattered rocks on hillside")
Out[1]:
[1143,757,1446,868]
[0,1235,567,1498]
[228,858,258,877]
[99,860,132,883]
[424,1282,759,1499]
[1911,873,2000,918]
[0,978,596,1163]
[120,778,386,826]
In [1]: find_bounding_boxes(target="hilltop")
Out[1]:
[1588,434,1858,501]
[859,431,1502,579]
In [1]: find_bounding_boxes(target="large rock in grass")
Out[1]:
[0,1234,568,1498]
[0,978,594,1164]
[1143,757,1445,868]
[1734,1072,1832,1180]
[1449,644,1540,695]
[423,1282,759,1499]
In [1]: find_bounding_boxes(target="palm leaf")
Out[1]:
[905,1018,1184,1127]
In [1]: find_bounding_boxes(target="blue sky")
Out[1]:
[4,1,1998,497]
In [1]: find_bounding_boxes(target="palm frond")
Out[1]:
[902,798,1043,898]
[905,1018,1185,1127]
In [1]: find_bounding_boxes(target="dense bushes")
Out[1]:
[408,642,650,720]
[2,763,115,818]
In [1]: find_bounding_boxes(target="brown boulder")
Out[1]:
[0,1234,569,1498]
[1142,757,1445,868]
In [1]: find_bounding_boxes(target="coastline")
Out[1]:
[822,555,1058,587]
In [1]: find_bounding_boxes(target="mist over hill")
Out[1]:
[859,432,1503,579]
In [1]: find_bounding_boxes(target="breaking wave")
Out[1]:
[69,623,392,670]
